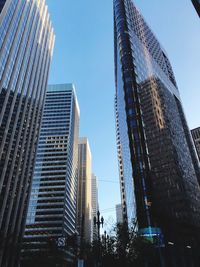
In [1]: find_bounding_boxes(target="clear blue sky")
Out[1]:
[46,0,200,230]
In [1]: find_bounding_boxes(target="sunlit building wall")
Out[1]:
[0,1,54,266]
[22,84,80,264]
[77,138,92,243]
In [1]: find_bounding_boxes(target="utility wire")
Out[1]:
[100,202,135,213]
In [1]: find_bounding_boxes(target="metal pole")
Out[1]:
[93,211,104,267]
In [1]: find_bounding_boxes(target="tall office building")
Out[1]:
[0,0,6,12]
[191,127,200,161]
[22,84,80,265]
[116,204,123,224]
[114,0,200,263]
[77,138,92,243]
[0,1,54,266]
[91,173,98,240]
[192,0,200,17]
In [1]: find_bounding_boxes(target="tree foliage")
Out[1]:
[82,221,160,267]
[21,222,160,267]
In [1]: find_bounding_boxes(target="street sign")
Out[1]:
[57,237,66,247]
[78,259,84,267]
[139,227,165,247]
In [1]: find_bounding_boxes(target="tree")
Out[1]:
[91,221,158,267]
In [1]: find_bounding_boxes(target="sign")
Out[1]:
[139,227,165,247]
[57,237,66,247]
[78,259,84,267]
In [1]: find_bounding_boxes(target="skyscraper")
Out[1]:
[0,1,54,266]
[192,0,200,17]
[0,0,6,12]
[22,84,80,265]
[116,204,123,224]
[191,127,200,161]
[77,138,92,243]
[91,173,98,240]
[114,0,200,263]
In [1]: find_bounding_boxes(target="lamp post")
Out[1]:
[93,211,104,267]
[93,211,104,242]
[103,231,107,250]
[102,230,110,255]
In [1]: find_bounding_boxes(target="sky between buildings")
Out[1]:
[46,0,200,231]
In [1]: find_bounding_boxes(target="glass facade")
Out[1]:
[191,127,200,162]
[192,0,200,17]
[114,0,200,254]
[0,1,55,266]
[22,84,80,265]
[0,0,5,13]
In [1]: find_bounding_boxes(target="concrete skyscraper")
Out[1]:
[91,173,98,240]
[22,84,79,265]
[191,127,200,161]
[114,0,200,265]
[77,138,92,243]
[116,204,123,224]
[0,1,54,266]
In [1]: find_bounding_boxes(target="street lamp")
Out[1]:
[102,230,109,252]
[94,210,104,241]
[93,211,104,267]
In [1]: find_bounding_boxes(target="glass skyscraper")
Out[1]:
[192,0,200,16]
[0,0,6,12]
[114,0,200,264]
[0,1,54,266]
[191,127,200,162]
[22,84,80,266]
